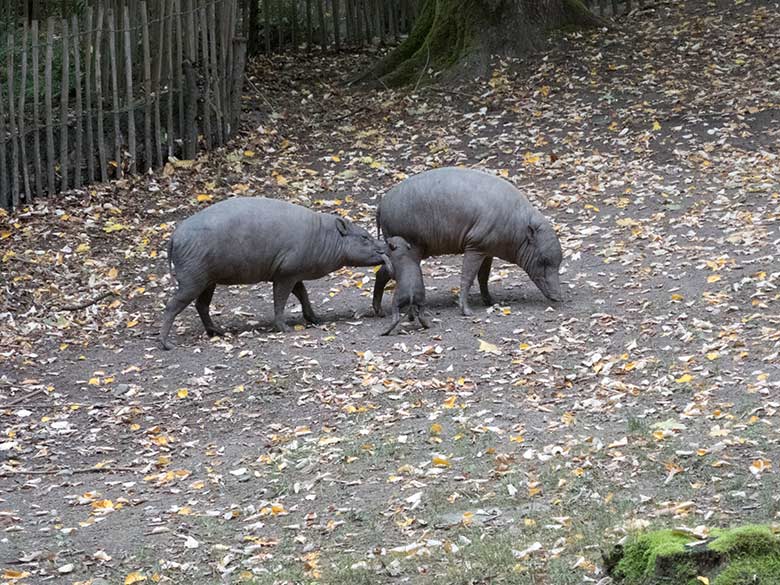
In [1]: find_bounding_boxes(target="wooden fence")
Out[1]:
[242,0,420,54]
[585,0,646,17]
[0,0,246,210]
[242,0,644,55]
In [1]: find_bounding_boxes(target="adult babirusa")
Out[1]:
[160,197,388,350]
[373,167,563,316]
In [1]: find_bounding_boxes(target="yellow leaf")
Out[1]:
[540,85,550,97]
[125,572,147,584]
[432,454,451,468]
[88,377,100,386]
[675,374,693,384]
[707,274,721,283]
[243,150,255,157]
[523,152,540,165]
[76,243,90,253]
[271,503,286,515]
[3,569,31,580]
[196,194,213,203]
[561,412,575,426]
[478,339,502,355]
[499,169,509,177]
[442,395,458,409]
[706,352,719,360]
[130,423,141,431]
[510,435,524,443]
[275,174,288,186]
[177,388,189,399]
[108,267,119,279]
[126,320,138,328]
[652,120,662,131]
[697,577,710,585]
[430,423,442,435]
[750,459,772,474]
[91,499,115,510]
[331,155,341,162]
[671,293,684,301]
[103,222,126,233]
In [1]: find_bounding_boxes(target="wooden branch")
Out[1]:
[58,290,116,311]
[0,388,47,409]
[0,465,138,477]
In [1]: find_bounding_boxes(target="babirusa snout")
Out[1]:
[534,270,562,302]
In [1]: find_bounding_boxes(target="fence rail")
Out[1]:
[0,0,246,210]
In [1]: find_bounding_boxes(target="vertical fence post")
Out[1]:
[141,1,152,171]
[84,7,96,184]
[174,0,185,154]
[8,32,20,206]
[123,5,137,174]
[94,7,108,183]
[316,0,327,49]
[291,0,298,49]
[264,0,271,54]
[166,0,176,158]
[153,1,166,168]
[199,3,214,149]
[231,35,247,135]
[72,15,84,189]
[45,18,56,195]
[18,22,32,203]
[31,20,43,196]
[208,1,224,146]
[0,74,8,208]
[306,0,313,49]
[333,0,341,52]
[59,19,70,191]
[108,8,122,178]
[183,60,198,159]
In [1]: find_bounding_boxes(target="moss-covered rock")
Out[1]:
[605,524,780,585]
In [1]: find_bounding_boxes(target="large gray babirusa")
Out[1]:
[373,167,563,317]
[160,197,388,350]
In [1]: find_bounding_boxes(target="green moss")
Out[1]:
[610,525,780,585]
[613,530,695,582]
[708,525,780,557]
[713,556,780,585]
[710,525,780,585]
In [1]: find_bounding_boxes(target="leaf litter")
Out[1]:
[1,1,780,583]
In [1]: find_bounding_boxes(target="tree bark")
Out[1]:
[353,0,607,87]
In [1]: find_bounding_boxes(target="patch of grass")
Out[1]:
[627,416,649,434]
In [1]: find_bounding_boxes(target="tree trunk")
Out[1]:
[354,0,607,87]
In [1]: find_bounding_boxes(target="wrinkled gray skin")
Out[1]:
[160,197,387,350]
[381,236,430,336]
[373,168,563,317]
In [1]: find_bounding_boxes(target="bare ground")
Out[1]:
[2,1,780,584]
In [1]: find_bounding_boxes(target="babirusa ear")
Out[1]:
[336,217,349,236]
[404,241,412,250]
[526,223,536,243]
[388,240,398,251]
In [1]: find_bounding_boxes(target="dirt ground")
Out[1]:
[2,1,780,584]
